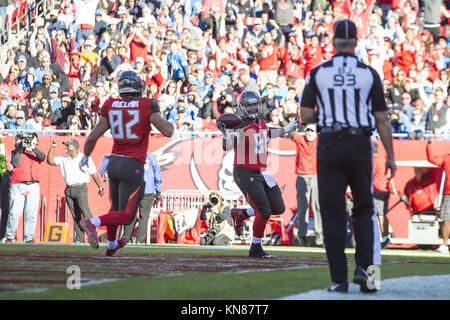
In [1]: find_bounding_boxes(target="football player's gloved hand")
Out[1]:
[284,119,299,134]
[217,121,227,135]
[79,155,89,172]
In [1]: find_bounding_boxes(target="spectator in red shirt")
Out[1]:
[256,31,279,85]
[125,18,150,63]
[50,29,72,72]
[404,167,439,213]
[398,26,421,75]
[345,0,375,40]
[304,32,323,76]
[427,136,450,254]
[212,37,232,70]
[373,142,397,249]
[0,65,25,100]
[282,38,305,81]
[66,49,81,93]
[290,123,322,247]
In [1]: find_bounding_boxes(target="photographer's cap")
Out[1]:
[63,139,79,149]
[333,19,357,40]
[305,123,317,132]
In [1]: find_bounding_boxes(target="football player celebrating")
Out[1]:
[80,71,175,256]
[221,91,298,258]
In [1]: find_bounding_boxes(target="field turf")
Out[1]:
[0,243,449,300]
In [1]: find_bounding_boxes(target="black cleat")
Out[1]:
[381,237,391,250]
[249,243,275,258]
[327,282,349,293]
[353,265,378,293]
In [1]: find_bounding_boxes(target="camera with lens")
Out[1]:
[210,193,220,206]
[202,192,222,211]
[17,133,34,149]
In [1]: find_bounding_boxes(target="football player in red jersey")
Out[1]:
[221,91,298,258]
[79,71,175,256]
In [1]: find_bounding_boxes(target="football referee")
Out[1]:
[300,20,396,293]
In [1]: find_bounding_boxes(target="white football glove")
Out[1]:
[217,121,227,135]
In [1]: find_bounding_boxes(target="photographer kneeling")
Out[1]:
[200,192,235,246]
[3,133,45,243]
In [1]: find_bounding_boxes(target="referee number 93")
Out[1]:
[333,73,356,86]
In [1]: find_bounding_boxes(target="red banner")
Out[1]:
[2,135,449,245]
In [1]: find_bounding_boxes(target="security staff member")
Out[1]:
[300,20,396,293]
[122,153,162,244]
[47,139,105,244]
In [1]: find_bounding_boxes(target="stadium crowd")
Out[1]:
[0,0,449,139]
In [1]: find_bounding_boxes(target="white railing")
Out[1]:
[1,128,448,140]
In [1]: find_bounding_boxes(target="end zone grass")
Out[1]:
[0,244,449,300]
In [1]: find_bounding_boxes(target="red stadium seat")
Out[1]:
[11,7,19,33]
[4,14,9,41]
[19,0,28,27]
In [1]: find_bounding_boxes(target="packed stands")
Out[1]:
[0,0,448,139]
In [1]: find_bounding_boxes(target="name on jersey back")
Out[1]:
[112,100,140,109]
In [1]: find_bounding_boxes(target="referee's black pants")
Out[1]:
[317,133,381,283]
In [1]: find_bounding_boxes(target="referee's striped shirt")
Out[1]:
[301,53,387,130]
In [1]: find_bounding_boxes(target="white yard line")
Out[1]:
[280,274,450,300]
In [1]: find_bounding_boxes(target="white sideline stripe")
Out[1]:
[122,244,450,258]
[280,274,450,300]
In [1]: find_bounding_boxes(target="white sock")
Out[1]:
[90,217,101,228]
[246,207,255,217]
[382,235,389,242]
[108,240,118,249]
[252,236,262,244]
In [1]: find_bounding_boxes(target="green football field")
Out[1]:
[0,243,449,300]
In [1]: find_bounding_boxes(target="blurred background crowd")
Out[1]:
[0,0,449,139]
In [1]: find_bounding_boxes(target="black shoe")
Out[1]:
[327,282,349,293]
[293,235,308,247]
[353,265,378,293]
[249,243,275,258]
[381,237,390,249]
[300,236,309,247]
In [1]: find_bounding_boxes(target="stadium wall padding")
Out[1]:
[2,136,449,245]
